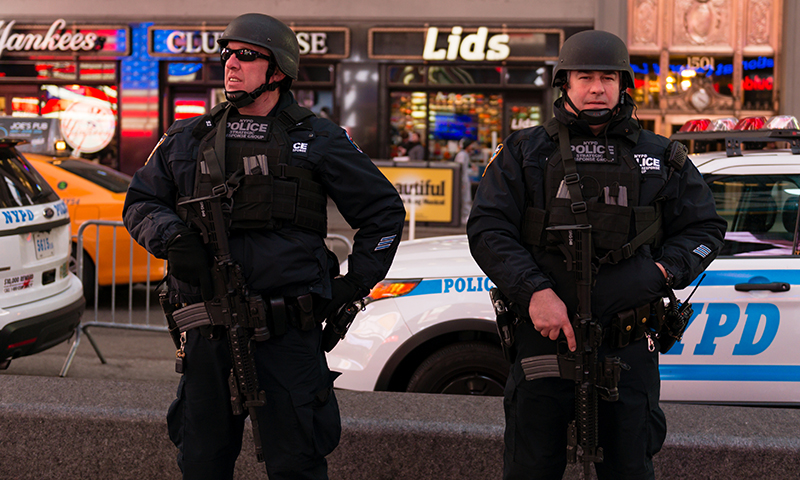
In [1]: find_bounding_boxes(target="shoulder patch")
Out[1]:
[484,144,503,175]
[145,134,167,165]
[345,130,363,154]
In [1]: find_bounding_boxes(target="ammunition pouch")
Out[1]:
[609,300,665,349]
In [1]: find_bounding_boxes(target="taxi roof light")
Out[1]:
[368,279,421,302]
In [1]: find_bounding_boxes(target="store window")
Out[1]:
[428,66,501,85]
[388,66,425,85]
[506,67,549,87]
[630,56,660,109]
[666,55,733,97]
[742,56,774,111]
[390,91,502,161]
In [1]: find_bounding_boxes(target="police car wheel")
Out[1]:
[406,342,509,396]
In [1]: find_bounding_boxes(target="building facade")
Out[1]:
[0,0,794,175]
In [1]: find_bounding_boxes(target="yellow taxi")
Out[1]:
[25,154,165,296]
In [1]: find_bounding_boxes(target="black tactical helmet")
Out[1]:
[218,13,299,80]
[552,30,634,90]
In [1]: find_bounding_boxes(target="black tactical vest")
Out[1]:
[177,102,328,236]
[522,117,662,264]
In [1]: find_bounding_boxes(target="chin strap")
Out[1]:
[562,88,623,126]
[224,63,282,109]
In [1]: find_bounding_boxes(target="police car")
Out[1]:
[0,138,84,370]
[328,115,800,405]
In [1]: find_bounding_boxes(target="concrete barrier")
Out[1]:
[1,375,798,479]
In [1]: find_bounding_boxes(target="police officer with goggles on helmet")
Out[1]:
[467,30,725,479]
[124,13,405,480]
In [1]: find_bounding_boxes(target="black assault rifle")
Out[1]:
[547,224,622,479]
[176,191,269,467]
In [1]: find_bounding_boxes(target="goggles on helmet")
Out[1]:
[220,47,271,65]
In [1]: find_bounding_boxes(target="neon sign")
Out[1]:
[0,19,129,58]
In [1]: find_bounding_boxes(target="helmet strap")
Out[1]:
[562,87,619,126]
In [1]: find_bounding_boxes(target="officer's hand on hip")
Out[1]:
[167,229,214,301]
[529,288,576,351]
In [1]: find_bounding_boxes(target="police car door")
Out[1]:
[660,166,800,405]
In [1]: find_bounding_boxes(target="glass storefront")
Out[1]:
[387,64,549,161]
[390,91,502,161]
[0,60,120,167]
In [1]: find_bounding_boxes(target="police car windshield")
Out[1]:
[54,159,131,194]
[0,146,58,207]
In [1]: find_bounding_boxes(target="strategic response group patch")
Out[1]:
[571,140,616,163]
[226,118,270,141]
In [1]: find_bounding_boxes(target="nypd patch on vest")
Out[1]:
[571,140,617,163]
[226,117,271,141]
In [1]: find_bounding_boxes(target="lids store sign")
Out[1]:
[369,26,562,62]
[0,19,130,58]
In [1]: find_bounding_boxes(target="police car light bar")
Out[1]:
[671,115,800,157]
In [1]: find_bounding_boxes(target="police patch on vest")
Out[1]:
[634,153,661,174]
[226,117,271,141]
[571,140,617,163]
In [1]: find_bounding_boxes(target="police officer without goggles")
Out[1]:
[467,30,725,480]
[123,13,405,480]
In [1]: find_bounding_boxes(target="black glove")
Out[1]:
[167,229,214,301]
[318,273,370,321]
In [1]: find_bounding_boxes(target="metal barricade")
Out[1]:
[60,220,167,377]
[60,223,355,377]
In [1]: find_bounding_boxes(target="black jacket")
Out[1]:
[123,93,405,302]
[468,99,726,323]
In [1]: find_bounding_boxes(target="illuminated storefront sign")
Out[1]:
[377,165,455,223]
[147,25,350,59]
[369,27,562,62]
[422,27,509,61]
[0,19,129,58]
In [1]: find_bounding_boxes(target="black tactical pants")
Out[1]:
[503,320,667,480]
[167,324,341,480]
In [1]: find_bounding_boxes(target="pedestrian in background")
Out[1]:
[454,137,478,225]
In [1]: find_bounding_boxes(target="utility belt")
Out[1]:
[169,293,317,340]
[517,299,666,382]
